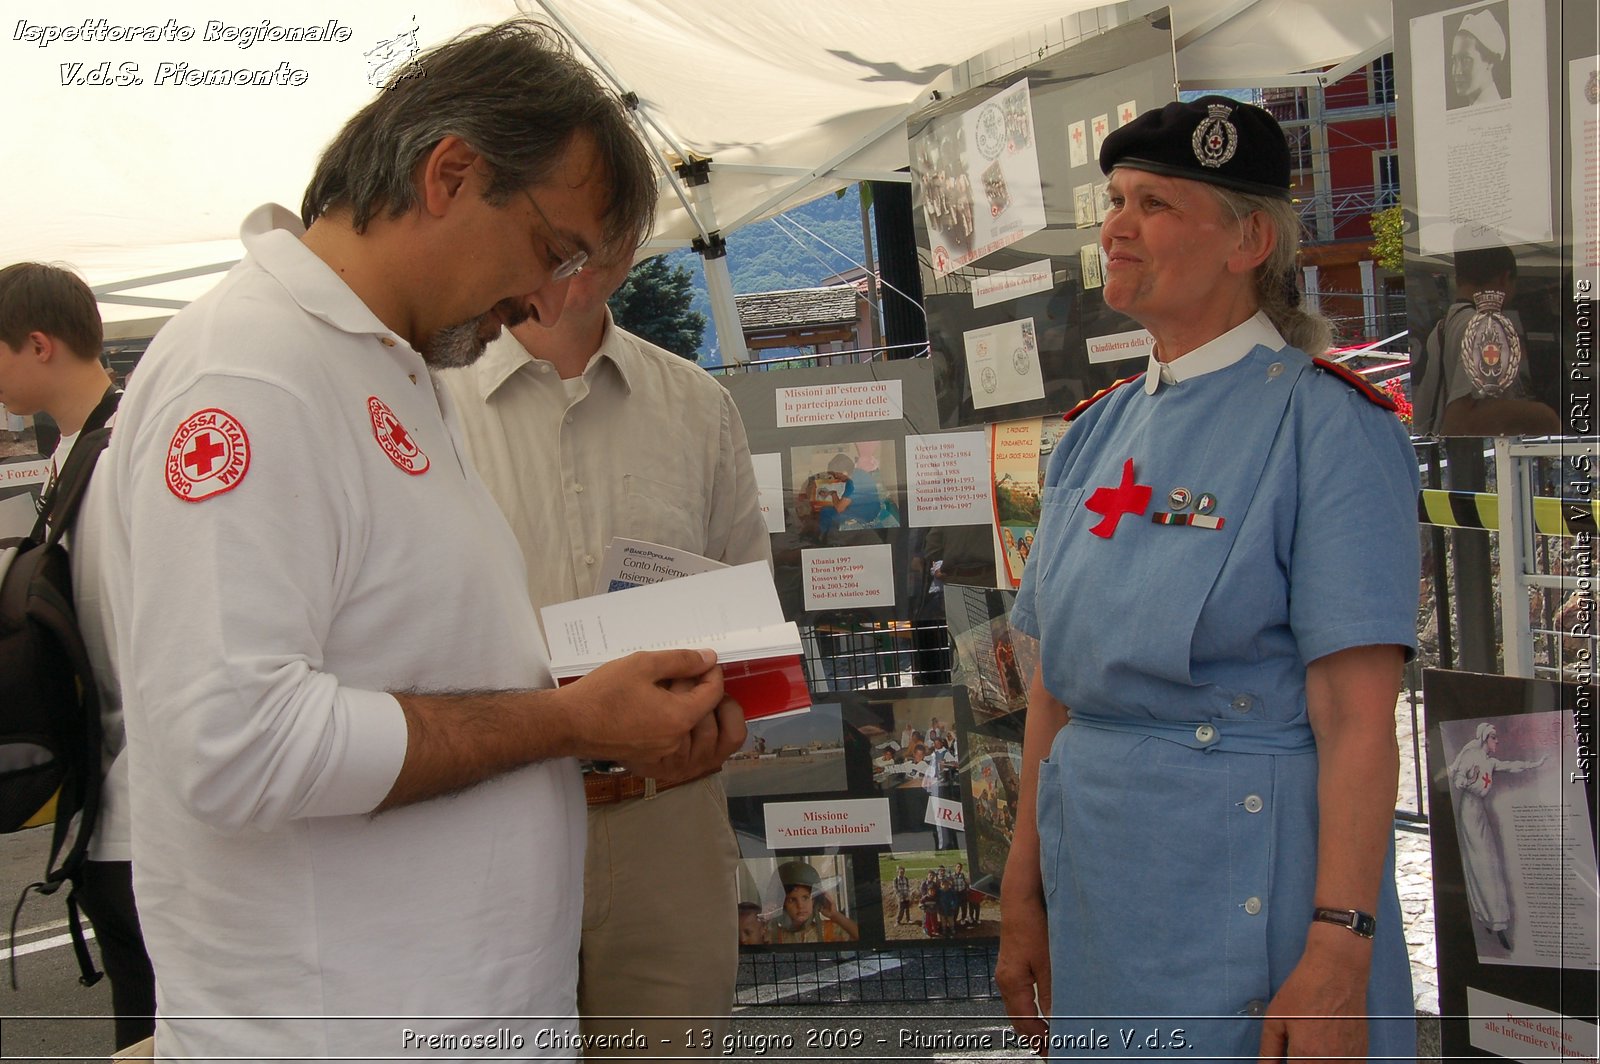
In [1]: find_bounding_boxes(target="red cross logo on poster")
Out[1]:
[165,408,251,502]
[368,396,429,475]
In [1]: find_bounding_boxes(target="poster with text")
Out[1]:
[914,79,1047,279]
[907,430,992,528]
[1423,669,1598,1061]
[963,318,1045,411]
[1409,0,1553,252]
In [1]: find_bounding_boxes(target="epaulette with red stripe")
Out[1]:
[1063,373,1143,423]
[1311,357,1397,410]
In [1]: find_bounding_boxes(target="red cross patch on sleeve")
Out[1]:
[166,408,251,502]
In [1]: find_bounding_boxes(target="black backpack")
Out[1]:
[1,386,118,987]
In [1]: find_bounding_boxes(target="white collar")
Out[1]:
[1142,312,1285,394]
[239,204,416,363]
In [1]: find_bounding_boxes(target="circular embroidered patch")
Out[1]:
[367,396,429,475]
[166,408,251,503]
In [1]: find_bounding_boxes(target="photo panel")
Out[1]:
[946,585,1035,728]
[723,701,848,800]
[858,688,966,854]
[877,848,999,943]
[736,854,862,949]
[954,731,1024,898]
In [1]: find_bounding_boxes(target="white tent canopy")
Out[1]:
[4,0,1392,347]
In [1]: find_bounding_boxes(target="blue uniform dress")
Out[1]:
[1012,316,1419,1060]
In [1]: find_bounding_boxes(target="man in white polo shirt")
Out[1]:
[86,21,742,1060]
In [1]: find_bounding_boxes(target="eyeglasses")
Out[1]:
[521,188,588,281]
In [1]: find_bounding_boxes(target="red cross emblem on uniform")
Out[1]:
[368,396,429,476]
[166,408,251,502]
[1084,457,1151,538]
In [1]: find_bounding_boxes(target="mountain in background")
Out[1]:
[667,185,871,365]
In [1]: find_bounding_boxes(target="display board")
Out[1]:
[1424,669,1598,1060]
[909,10,1177,429]
[1394,0,1592,438]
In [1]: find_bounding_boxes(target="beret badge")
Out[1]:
[1192,102,1239,169]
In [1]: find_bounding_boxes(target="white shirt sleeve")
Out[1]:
[121,374,407,833]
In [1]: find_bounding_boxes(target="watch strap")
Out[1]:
[1311,906,1376,938]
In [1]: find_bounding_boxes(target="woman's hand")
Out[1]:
[1257,927,1370,1063]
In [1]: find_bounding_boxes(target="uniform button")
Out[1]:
[1246,999,1267,1017]
[573,483,585,494]
[584,554,595,565]
[1195,724,1217,744]
[380,337,396,347]
[564,415,574,425]
[1243,795,1264,813]
[1267,362,1284,378]
[1231,695,1252,712]
[1244,896,1262,915]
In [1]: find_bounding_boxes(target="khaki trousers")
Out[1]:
[578,774,740,1057]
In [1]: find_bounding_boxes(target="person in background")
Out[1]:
[0,261,153,1050]
[996,97,1419,1061]
[439,244,768,1054]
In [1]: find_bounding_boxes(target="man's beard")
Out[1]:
[419,298,532,368]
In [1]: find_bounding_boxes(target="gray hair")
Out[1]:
[300,19,655,261]
[1206,186,1332,355]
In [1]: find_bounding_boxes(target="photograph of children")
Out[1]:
[958,732,1023,896]
[946,586,1037,725]
[790,440,902,538]
[878,849,999,942]
[723,702,847,799]
[862,689,964,852]
[1437,710,1595,969]
[787,438,902,540]
[737,855,859,947]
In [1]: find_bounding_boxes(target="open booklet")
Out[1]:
[542,548,810,722]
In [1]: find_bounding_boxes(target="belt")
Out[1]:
[582,767,714,807]
[1067,713,1316,755]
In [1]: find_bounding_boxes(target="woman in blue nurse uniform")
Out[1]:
[994,97,1419,1061]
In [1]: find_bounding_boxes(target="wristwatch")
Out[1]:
[1311,907,1377,938]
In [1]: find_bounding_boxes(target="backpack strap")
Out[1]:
[41,425,113,547]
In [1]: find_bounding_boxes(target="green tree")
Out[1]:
[608,255,706,359]
[1369,205,1405,274]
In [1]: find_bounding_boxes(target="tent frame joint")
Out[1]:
[691,231,728,260]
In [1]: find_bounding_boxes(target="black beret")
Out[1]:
[1099,95,1292,200]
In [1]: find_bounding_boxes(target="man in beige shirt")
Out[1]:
[440,252,770,1054]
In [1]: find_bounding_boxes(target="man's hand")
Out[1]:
[558,648,725,764]
[621,693,747,782]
